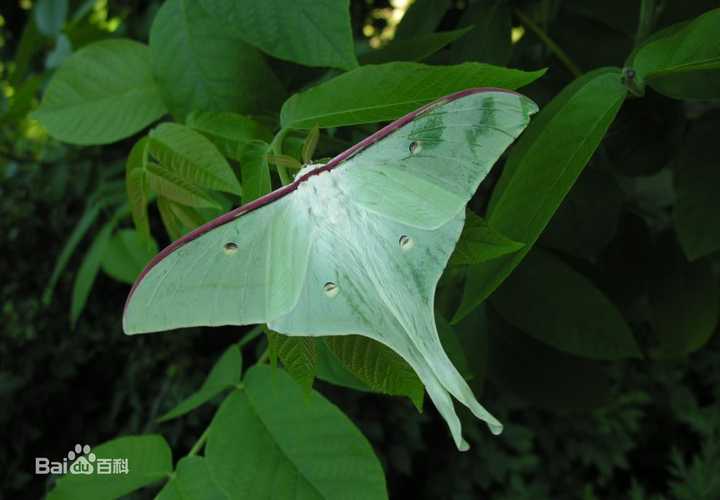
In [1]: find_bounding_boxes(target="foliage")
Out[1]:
[1,0,719,498]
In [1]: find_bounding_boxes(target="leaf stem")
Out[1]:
[188,427,210,456]
[513,8,582,79]
[237,324,264,349]
[270,128,291,185]
[257,349,270,365]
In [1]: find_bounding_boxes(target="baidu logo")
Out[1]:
[35,444,129,475]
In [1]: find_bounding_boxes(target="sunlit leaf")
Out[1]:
[280,62,545,129]
[32,39,167,145]
[200,0,357,70]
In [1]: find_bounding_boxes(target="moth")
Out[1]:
[123,88,538,451]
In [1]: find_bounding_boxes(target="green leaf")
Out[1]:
[200,0,357,70]
[280,62,546,129]
[71,222,113,326]
[453,305,490,393]
[42,202,102,305]
[449,211,524,266]
[266,332,317,392]
[447,0,512,65]
[436,316,470,379]
[47,435,172,500]
[157,197,184,241]
[186,111,272,161]
[155,480,182,500]
[149,0,285,121]
[147,164,222,209]
[45,33,73,69]
[539,167,623,260]
[323,335,424,410]
[454,68,627,321]
[394,0,450,40]
[674,114,720,260]
[359,27,473,65]
[301,125,320,164]
[168,203,208,231]
[32,39,167,145]
[148,123,242,195]
[172,456,229,500]
[649,257,719,358]
[100,230,158,285]
[267,154,302,170]
[490,248,641,360]
[315,341,372,392]
[238,141,272,204]
[206,365,388,500]
[158,344,243,422]
[487,312,612,410]
[126,137,151,242]
[630,8,720,100]
[34,0,68,36]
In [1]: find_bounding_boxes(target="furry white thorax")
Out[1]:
[295,164,349,226]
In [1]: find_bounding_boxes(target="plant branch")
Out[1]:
[270,128,291,185]
[237,324,264,349]
[513,8,582,79]
[188,427,210,457]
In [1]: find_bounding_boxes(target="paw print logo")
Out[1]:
[68,444,96,475]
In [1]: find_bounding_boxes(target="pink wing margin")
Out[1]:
[124,87,521,312]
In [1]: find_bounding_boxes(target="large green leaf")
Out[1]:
[148,123,242,195]
[649,257,719,358]
[206,365,388,500]
[359,28,473,65]
[238,141,272,204]
[322,336,424,410]
[280,62,546,129]
[200,0,357,70]
[447,0,512,65]
[674,114,720,260]
[71,222,113,326]
[158,344,243,422]
[168,456,229,500]
[490,249,641,360]
[487,313,613,410]
[449,211,524,266]
[394,0,450,40]
[47,435,172,500]
[266,332,317,392]
[186,111,272,161]
[454,68,627,321]
[147,164,222,209]
[539,167,623,260]
[315,341,371,392]
[157,197,184,241]
[630,8,720,100]
[100,230,158,285]
[150,0,285,121]
[32,39,167,145]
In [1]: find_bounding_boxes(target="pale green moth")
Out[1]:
[123,88,538,451]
